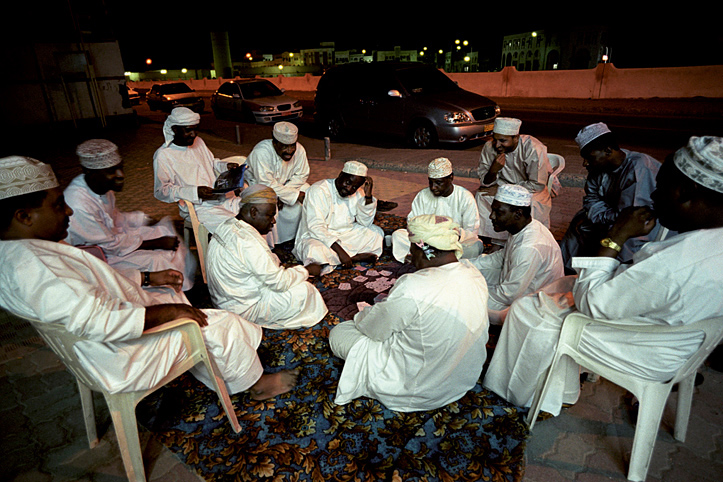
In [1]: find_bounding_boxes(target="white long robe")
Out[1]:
[476,135,553,241]
[206,217,327,329]
[391,185,481,262]
[245,139,310,244]
[0,239,263,395]
[470,219,564,324]
[292,179,384,270]
[153,137,241,232]
[64,174,197,291]
[483,227,723,415]
[329,260,489,412]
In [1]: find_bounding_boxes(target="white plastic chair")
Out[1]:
[23,315,241,482]
[526,312,723,481]
[547,153,565,198]
[181,200,211,284]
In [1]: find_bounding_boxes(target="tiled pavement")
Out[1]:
[2,110,722,482]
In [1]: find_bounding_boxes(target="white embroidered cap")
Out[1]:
[493,117,522,136]
[76,139,122,169]
[494,184,532,207]
[0,156,59,200]
[575,122,611,150]
[342,160,368,177]
[162,107,201,146]
[428,157,453,179]
[273,121,298,145]
[673,136,723,194]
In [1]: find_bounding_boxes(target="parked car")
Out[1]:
[210,79,303,124]
[314,62,500,148]
[146,82,204,113]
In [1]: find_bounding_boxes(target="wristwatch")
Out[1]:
[142,271,151,286]
[600,237,622,253]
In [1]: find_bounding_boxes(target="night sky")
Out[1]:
[12,1,723,72]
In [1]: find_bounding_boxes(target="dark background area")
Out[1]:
[6,1,723,72]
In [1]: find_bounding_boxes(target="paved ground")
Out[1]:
[2,107,722,482]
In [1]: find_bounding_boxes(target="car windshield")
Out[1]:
[240,81,282,99]
[159,83,193,94]
[395,66,460,95]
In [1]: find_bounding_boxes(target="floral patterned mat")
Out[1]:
[139,213,528,481]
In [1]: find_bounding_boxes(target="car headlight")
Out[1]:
[258,106,275,112]
[495,105,501,116]
[444,112,472,124]
[293,101,301,108]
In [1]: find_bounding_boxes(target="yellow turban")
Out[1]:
[240,184,277,205]
[407,214,463,259]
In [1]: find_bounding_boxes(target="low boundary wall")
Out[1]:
[130,63,723,100]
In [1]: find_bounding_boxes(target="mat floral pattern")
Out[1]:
[139,213,528,481]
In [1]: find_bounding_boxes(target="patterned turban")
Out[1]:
[163,107,200,147]
[273,122,298,144]
[76,139,122,169]
[493,117,522,136]
[494,184,532,207]
[673,136,723,194]
[0,156,59,200]
[575,122,611,150]
[341,160,368,177]
[239,184,277,205]
[428,157,453,179]
[407,214,463,260]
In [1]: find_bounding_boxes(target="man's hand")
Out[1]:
[148,269,184,292]
[609,206,657,242]
[477,185,499,196]
[144,304,208,331]
[140,236,180,251]
[331,242,353,268]
[490,152,506,173]
[482,153,506,185]
[197,186,216,201]
[226,162,239,170]
[296,191,306,205]
[363,176,374,197]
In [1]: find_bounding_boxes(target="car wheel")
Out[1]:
[409,121,438,149]
[326,116,344,139]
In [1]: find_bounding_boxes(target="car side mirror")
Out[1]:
[387,89,402,98]
[232,93,241,98]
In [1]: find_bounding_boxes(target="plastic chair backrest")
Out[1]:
[527,312,723,481]
[547,153,565,198]
[22,315,241,481]
[182,200,211,284]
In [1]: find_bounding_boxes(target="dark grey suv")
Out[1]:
[314,62,500,148]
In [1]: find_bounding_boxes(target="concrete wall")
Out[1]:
[130,63,723,100]
[1,41,134,128]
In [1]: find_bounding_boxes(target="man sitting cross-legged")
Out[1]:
[329,214,490,412]
[469,184,564,325]
[483,136,723,417]
[0,155,297,400]
[206,184,328,329]
[391,157,481,262]
[292,160,384,277]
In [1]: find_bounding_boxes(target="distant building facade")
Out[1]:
[501,26,610,71]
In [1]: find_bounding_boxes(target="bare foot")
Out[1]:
[305,263,322,277]
[351,253,378,264]
[249,369,300,400]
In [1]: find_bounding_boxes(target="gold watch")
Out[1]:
[600,237,622,253]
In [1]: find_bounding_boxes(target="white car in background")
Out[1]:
[210,79,303,124]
